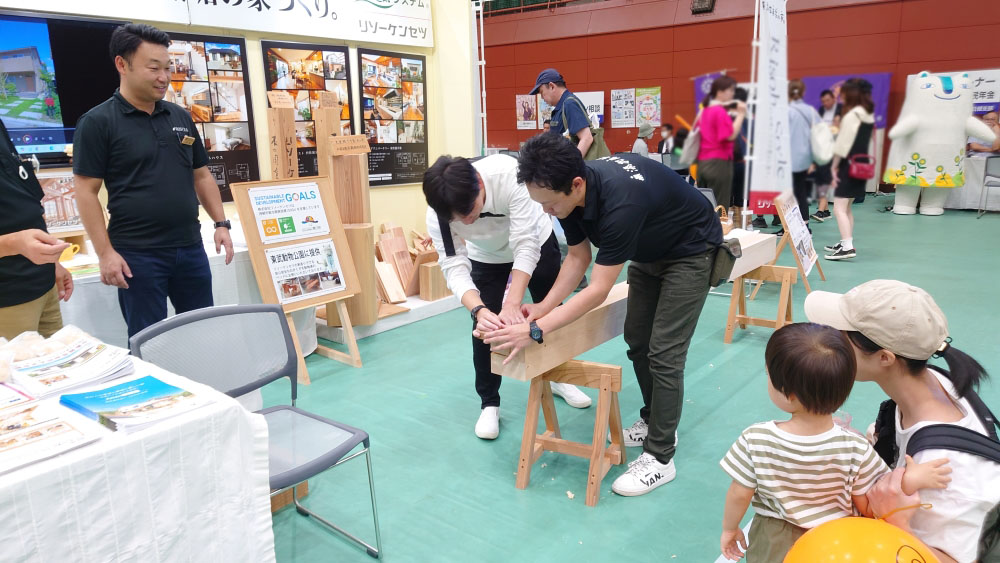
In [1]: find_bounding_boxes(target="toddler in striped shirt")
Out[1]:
[719,323,951,561]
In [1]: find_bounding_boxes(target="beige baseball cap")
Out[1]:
[804,280,949,361]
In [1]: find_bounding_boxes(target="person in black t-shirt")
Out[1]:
[73,24,233,338]
[0,120,74,339]
[479,134,722,498]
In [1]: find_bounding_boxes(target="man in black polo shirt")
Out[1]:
[0,119,74,339]
[73,24,233,338]
[481,134,722,498]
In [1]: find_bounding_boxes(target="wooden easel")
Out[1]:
[725,264,798,343]
[750,192,824,299]
[492,283,629,507]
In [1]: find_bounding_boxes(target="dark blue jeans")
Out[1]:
[116,244,213,338]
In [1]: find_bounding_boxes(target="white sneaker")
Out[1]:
[609,419,649,446]
[550,382,592,408]
[611,452,676,496]
[475,406,499,440]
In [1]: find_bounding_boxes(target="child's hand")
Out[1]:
[720,528,747,561]
[904,454,952,492]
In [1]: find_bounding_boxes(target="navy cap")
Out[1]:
[529,68,563,95]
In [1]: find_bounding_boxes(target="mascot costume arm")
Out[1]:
[966,115,997,145]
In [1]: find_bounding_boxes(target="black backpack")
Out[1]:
[872,372,1000,562]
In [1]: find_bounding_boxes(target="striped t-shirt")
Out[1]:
[720,421,889,529]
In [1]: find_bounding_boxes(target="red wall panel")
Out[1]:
[481,0,1000,151]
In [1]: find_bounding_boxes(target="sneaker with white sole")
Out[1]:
[824,247,856,261]
[608,419,649,446]
[550,382,592,408]
[823,242,842,252]
[475,406,499,440]
[611,452,676,496]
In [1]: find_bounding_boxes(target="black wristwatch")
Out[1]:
[529,321,544,344]
[214,220,232,230]
[470,304,487,322]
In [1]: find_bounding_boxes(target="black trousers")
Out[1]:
[792,170,812,221]
[470,233,561,408]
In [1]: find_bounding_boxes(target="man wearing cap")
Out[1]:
[805,279,1000,563]
[422,154,592,440]
[531,69,594,158]
[633,123,654,157]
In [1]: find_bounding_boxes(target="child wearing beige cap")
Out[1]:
[805,279,1000,563]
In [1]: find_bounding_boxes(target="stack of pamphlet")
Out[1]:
[60,375,213,434]
[0,397,106,475]
[5,327,133,398]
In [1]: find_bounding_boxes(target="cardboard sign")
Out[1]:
[318,91,341,109]
[330,135,371,156]
[267,91,295,109]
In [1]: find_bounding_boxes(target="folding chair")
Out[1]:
[130,304,382,559]
[978,155,1000,219]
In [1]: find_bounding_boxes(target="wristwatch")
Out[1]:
[470,304,487,322]
[529,321,544,344]
[214,220,232,230]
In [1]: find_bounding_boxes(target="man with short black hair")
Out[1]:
[480,134,722,497]
[73,23,233,338]
[657,123,675,155]
[423,154,591,440]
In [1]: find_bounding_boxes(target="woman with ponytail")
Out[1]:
[805,279,999,563]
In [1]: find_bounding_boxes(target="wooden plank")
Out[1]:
[270,482,308,512]
[375,261,406,303]
[516,378,545,490]
[313,106,341,180]
[378,232,408,257]
[378,301,409,319]
[380,222,398,234]
[329,153,371,224]
[265,107,297,180]
[418,262,451,301]
[392,250,416,295]
[491,282,629,381]
[339,224,378,326]
[408,251,438,296]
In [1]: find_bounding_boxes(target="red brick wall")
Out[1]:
[483,0,1000,152]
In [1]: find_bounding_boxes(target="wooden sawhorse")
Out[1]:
[517,360,626,507]
[725,265,798,343]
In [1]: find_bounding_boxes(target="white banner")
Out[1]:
[748,0,792,212]
[576,91,605,128]
[610,88,635,129]
[0,0,433,48]
[958,68,1000,113]
[248,183,330,245]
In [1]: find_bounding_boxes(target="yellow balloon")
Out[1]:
[784,517,939,563]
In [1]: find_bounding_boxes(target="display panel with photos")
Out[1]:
[358,49,427,186]
[261,41,354,177]
[165,33,259,201]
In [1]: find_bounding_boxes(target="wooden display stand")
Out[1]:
[750,192,825,299]
[491,282,629,507]
[725,264,798,344]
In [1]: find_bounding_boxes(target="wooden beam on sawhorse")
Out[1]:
[725,265,797,344]
[517,360,626,507]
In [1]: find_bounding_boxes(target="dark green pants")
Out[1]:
[624,249,714,464]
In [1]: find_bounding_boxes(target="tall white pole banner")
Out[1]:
[748,0,792,214]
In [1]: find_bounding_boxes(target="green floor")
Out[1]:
[265,197,1000,562]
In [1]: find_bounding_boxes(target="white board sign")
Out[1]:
[266,240,345,305]
[0,0,434,48]
[576,91,605,128]
[249,182,330,245]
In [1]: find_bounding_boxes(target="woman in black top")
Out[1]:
[825,79,875,261]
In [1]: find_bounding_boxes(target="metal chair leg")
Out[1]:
[291,447,382,559]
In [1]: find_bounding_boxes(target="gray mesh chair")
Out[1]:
[978,155,1000,219]
[129,304,382,559]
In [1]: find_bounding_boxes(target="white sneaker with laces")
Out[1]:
[608,418,649,446]
[550,382,592,408]
[611,452,676,496]
[475,406,499,440]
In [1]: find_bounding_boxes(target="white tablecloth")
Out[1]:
[945,156,1000,211]
[59,221,317,353]
[0,360,275,562]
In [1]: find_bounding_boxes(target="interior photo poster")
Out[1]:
[260,40,355,177]
[167,32,260,201]
[357,48,428,186]
[611,88,635,128]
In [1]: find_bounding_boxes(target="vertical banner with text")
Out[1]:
[748,0,792,214]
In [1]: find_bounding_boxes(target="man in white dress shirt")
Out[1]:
[423,154,592,439]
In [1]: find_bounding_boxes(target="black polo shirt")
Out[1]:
[561,154,723,266]
[73,90,209,249]
[0,120,54,308]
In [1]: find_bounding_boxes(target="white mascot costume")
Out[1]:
[883,71,996,215]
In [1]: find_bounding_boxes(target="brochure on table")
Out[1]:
[0,399,105,475]
[6,329,133,398]
[61,375,212,434]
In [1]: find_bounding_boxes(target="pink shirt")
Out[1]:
[697,105,734,161]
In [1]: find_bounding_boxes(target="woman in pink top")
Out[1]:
[697,76,746,210]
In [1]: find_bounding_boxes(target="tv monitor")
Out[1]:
[0,13,121,166]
